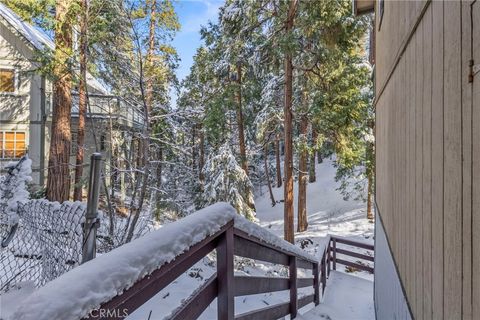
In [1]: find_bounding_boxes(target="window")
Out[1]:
[0,69,15,93]
[0,131,26,159]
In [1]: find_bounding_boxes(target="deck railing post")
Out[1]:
[289,256,298,318]
[217,224,234,320]
[321,251,327,295]
[332,238,337,271]
[327,241,331,276]
[313,262,320,305]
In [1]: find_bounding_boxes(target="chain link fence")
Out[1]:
[0,154,151,295]
[0,200,86,293]
[0,157,88,294]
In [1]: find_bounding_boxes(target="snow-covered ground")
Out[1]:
[1,158,375,320]
[298,271,374,320]
[127,158,375,320]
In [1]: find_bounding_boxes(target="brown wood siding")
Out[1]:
[375,0,479,319]
[472,1,480,317]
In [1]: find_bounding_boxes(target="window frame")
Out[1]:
[0,131,27,159]
[0,66,17,94]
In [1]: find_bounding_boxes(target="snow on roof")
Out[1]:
[8,203,317,320]
[0,2,53,50]
[0,3,109,94]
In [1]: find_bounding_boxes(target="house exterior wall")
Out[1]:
[0,16,48,185]
[0,11,142,196]
[375,1,479,319]
[374,211,411,320]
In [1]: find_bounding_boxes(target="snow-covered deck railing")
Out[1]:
[327,235,375,274]
[9,203,324,320]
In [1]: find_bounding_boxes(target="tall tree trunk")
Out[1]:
[236,63,248,175]
[154,148,163,219]
[283,0,298,244]
[46,0,73,202]
[199,127,205,183]
[145,0,156,112]
[297,112,308,232]
[264,143,276,207]
[73,0,88,201]
[125,2,154,242]
[275,134,282,187]
[309,125,317,183]
[191,124,197,171]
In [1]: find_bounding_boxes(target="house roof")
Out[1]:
[0,2,109,94]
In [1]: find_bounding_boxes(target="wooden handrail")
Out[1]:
[328,235,374,274]
[86,219,322,320]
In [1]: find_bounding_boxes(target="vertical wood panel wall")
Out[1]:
[374,1,479,319]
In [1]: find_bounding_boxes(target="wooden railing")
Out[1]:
[327,236,374,274]
[86,225,374,320]
[87,219,322,320]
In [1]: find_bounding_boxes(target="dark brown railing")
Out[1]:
[86,224,373,320]
[87,219,323,320]
[327,235,375,274]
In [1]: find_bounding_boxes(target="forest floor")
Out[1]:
[127,158,375,320]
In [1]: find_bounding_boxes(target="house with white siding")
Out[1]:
[0,3,144,192]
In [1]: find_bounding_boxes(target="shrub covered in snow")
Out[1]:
[0,156,32,224]
[200,144,256,220]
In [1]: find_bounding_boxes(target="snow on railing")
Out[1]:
[8,203,320,320]
[9,203,237,320]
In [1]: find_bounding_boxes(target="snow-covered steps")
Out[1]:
[298,271,375,320]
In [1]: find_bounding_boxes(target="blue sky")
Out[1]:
[170,0,222,105]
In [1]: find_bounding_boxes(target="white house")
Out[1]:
[0,3,144,192]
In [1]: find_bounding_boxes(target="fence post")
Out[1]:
[289,256,298,318]
[313,262,320,305]
[321,250,327,295]
[82,153,102,264]
[217,224,234,320]
[332,238,337,271]
[327,242,331,276]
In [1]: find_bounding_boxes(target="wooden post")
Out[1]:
[321,252,327,295]
[289,256,297,318]
[327,243,331,276]
[313,262,320,305]
[217,226,234,320]
[332,238,337,270]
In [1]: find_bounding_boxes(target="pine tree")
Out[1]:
[73,0,88,201]
[201,144,256,221]
[46,0,75,202]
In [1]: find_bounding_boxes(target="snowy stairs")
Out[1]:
[298,271,375,320]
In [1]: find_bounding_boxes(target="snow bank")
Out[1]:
[9,203,237,320]
[298,271,374,319]
[0,156,32,224]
